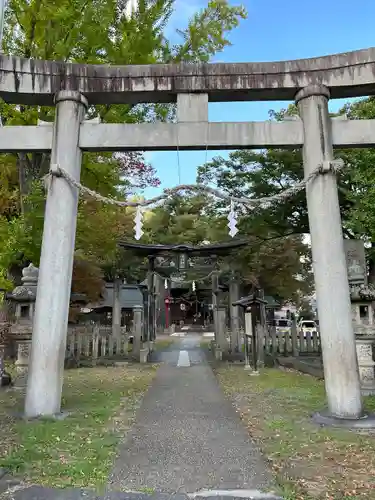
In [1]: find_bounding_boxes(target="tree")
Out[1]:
[196,96,375,298]
[0,0,247,296]
[140,192,313,302]
[144,194,210,245]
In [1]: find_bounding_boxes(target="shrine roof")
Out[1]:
[118,240,249,256]
[1,48,375,105]
[85,283,144,310]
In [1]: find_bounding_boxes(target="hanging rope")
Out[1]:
[45,158,345,239]
[46,158,345,209]
[154,269,216,285]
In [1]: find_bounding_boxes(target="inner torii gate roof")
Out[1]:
[118,240,248,257]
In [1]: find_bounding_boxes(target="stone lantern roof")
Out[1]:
[11,264,39,302]
[350,284,375,302]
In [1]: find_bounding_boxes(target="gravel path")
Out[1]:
[109,335,274,494]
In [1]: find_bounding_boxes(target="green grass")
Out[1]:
[154,338,174,350]
[199,339,211,348]
[0,364,157,490]
[215,365,375,499]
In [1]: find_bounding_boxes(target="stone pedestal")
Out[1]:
[350,289,375,396]
[355,335,375,395]
[13,338,32,390]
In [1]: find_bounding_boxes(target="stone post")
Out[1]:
[212,272,219,342]
[216,306,228,357]
[244,310,252,370]
[112,278,122,340]
[147,257,155,345]
[229,279,240,352]
[25,91,88,419]
[296,84,363,419]
[132,305,143,360]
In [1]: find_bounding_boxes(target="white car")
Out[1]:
[274,319,292,335]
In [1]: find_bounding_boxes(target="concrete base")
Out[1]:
[313,410,375,429]
[139,348,149,364]
[14,410,72,422]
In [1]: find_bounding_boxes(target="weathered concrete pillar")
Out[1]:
[296,84,363,419]
[132,305,143,360]
[216,306,228,354]
[229,280,240,352]
[112,278,122,339]
[244,310,252,370]
[25,91,88,418]
[212,272,219,341]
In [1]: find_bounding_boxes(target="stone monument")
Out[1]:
[8,264,39,390]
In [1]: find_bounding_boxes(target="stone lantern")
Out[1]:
[8,263,39,390]
[350,284,375,395]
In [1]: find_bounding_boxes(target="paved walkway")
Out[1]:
[109,334,275,495]
[0,334,280,500]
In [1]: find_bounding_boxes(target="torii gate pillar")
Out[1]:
[296,84,363,420]
[25,91,88,418]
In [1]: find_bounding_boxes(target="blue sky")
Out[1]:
[143,0,375,197]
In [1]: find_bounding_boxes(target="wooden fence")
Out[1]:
[233,324,321,358]
[65,325,132,364]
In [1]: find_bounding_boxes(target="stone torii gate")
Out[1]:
[1,48,375,423]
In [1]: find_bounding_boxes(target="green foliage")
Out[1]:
[197,150,313,301]
[0,0,247,294]
[195,95,375,299]
[144,194,210,245]
[337,97,375,240]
